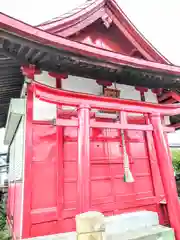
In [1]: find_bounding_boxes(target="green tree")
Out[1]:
[171,149,180,173]
[0,202,10,240]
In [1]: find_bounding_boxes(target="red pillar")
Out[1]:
[150,113,180,239]
[77,104,90,213]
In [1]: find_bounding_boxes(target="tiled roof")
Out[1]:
[37,0,96,32]
[0,49,24,127]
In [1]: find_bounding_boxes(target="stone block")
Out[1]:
[77,232,105,240]
[75,211,105,234]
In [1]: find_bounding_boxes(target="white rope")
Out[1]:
[121,129,134,183]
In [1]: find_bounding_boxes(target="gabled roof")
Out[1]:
[37,0,170,64]
[0,12,179,77]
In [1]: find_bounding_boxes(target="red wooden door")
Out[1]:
[90,127,155,215]
[62,122,156,223]
[29,119,161,236]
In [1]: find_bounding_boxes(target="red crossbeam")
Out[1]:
[34,81,180,116]
[56,118,174,132]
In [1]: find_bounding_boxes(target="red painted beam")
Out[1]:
[158,92,173,103]
[158,91,180,104]
[48,72,68,79]
[163,126,175,133]
[55,118,174,132]
[77,105,90,213]
[22,85,33,238]
[171,92,180,102]
[163,98,177,104]
[33,82,180,116]
[169,123,180,130]
[57,119,78,127]
[96,80,112,86]
[91,121,153,131]
[21,65,41,80]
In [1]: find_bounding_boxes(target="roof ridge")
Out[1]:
[37,0,98,27]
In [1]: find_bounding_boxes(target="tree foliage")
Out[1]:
[0,202,10,240]
[172,149,180,173]
[0,202,6,231]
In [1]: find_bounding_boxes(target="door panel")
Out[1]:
[62,124,155,213]
[30,117,158,236]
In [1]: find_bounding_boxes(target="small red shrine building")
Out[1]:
[1,0,180,239]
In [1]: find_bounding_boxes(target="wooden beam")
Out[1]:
[31,51,47,64]
[169,123,180,129]
[17,45,29,58]
[1,32,180,88]
[25,48,38,61]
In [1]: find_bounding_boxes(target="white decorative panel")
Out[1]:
[9,139,15,182]
[62,76,142,101]
[14,118,24,181]
[8,117,25,182]
[62,75,102,95]
[33,71,57,120]
[164,116,170,125]
[33,96,57,120]
[35,71,56,87]
[61,76,147,117]
[145,90,158,103]
[4,98,26,145]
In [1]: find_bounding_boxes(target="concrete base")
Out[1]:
[25,226,175,240]
[106,225,175,240]
[24,211,174,240]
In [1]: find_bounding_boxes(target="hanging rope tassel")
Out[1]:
[121,129,134,183]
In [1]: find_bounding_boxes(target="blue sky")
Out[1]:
[1,0,180,146]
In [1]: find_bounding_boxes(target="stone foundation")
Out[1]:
[24,211,175,240]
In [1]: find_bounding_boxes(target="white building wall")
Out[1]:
[145,90,158,103]
[33,71,159,120]
[8,116,25,238]
[33,71,57,120]
[9,137,15,183]
[62,75,158,103]
[9,117,25,182]
[14,118,24,181]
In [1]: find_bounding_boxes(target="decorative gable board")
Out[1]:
[38,0,169,64]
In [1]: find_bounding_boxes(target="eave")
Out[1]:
[0,49,23,128]
[157,90,180,129]
[1,13,180,89]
